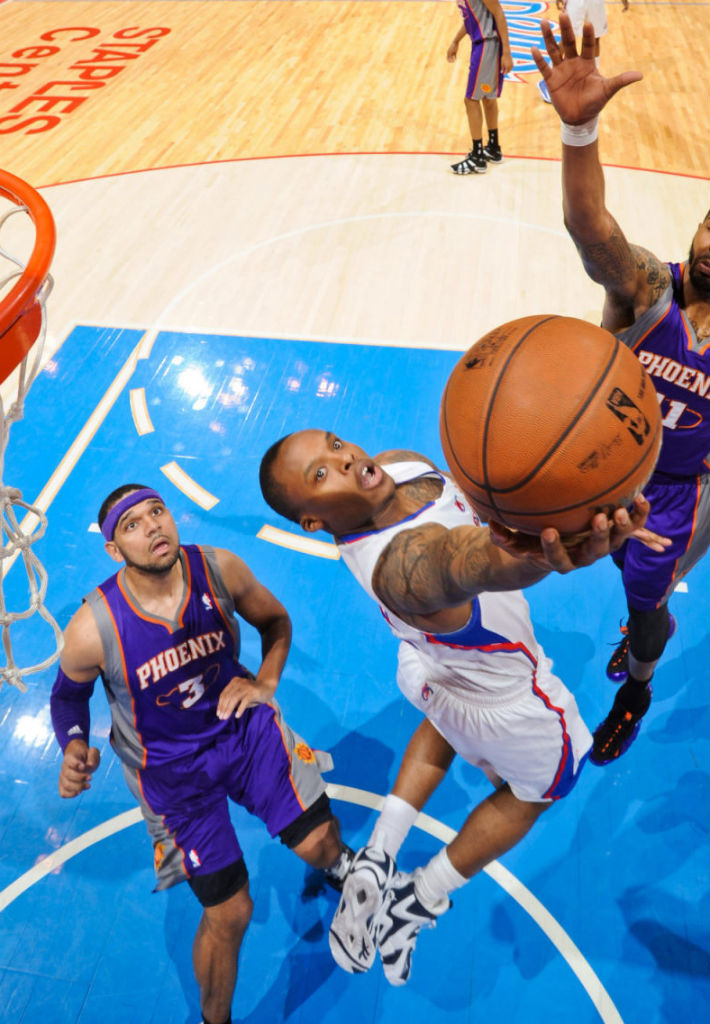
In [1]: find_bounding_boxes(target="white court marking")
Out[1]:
[0,781,623,1024]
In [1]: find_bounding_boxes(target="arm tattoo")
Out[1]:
[630,244,671,307]
[575,218,637,288]
[373,524,550,621]
[372,525,458,617]
[574,217,670,309]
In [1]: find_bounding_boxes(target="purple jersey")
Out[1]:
[456,0,498,43]
[619,262,710,478]
[86,544,247,769]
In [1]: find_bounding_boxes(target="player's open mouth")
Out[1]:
[151,538,171,555]
[358,461,382,490]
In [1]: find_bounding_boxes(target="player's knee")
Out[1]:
[627,603,671,664]
[201,884,253,946]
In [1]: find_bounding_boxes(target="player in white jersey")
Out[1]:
[259,430,664,986]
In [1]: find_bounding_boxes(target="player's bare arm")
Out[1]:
[372,497,659,629]
[569,217,671,331]
[214,548,292,718]
[371,522,551,630]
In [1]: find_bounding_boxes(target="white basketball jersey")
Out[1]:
[337,461,541,700]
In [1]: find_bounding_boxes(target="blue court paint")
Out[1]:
[0,326,707,1023]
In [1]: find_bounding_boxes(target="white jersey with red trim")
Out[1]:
[336,461,541,701]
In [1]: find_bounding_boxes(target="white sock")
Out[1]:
[414,847,468,909]
[369,794,419,859]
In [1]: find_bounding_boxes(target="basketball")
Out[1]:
[439,314,663,536]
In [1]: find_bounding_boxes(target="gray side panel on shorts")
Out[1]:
[121,762,188,890]
[675,473,710,583]
[270,698,329,809]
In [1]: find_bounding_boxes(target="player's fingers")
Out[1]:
[538,20,560,62]
[631,527,671,552]
[557,12,579,57]
[530,47,550,76]
[85,747,101,773]
[604,69,643,99]
[578,20,597,59]
[626,493,650,529]
[234,693,253,719]
[217,685,241,719]
[539,527,577,572]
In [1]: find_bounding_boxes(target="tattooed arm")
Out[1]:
[530,16,668,333]
[370,500,652,633]
[562,147,671,334]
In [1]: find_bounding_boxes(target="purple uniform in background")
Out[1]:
[87,544,329,886]
[614,262,710,608]
[455,0,504,100]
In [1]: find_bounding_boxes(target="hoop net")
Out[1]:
[0,168,61,692]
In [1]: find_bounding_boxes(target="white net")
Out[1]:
[0,192,62,692]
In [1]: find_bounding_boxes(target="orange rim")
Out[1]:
[0,168,56,384]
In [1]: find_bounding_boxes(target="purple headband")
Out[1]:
[101,489,165,541]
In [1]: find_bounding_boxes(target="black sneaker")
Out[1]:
[324,844,355,893]
[606,623,630,682]
[606,614,676,683]
[590,684,652,765]
[482,143,503,164]
[451,150,487,174]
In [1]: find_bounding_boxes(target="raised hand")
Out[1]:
[531,13,642,124]
[489,495,668,574]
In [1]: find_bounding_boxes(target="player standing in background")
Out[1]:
[259,430,662,984]
[533,16,710,765]
[538,0,607,102]
[50,485,352,1024]
[447,0,513,173]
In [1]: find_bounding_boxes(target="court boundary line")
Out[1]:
[0,782,623,1024]
[33,153,709,193]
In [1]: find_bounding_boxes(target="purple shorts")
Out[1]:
[466,38,504,100]
[613,473,710,610]
[133,700,328,879]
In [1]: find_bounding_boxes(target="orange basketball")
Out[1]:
[439,314,662,536]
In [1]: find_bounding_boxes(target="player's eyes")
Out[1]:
[315,467,326,481]
[333,439,342,449]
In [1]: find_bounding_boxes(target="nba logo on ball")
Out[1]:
[439,314,662,536]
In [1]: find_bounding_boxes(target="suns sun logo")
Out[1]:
[295,742,316,764]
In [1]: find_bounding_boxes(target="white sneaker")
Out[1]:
[375,869,449,986]
[328,845,396,973]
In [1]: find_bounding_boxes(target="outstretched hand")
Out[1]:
[531,13,642,124]
[489,495,669,574]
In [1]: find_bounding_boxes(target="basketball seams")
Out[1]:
[486,327,621,495]
[477,411,663,526]
[440,314,663,535]
[481,316,559,497]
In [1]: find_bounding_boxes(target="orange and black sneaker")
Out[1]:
[606,622,630,682]
[590,684,652,765]
[606,614,677,683]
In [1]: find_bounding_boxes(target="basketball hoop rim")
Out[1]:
[0,167,56,341]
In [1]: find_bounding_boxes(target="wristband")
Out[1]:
[50,668,95,752]
[561,116,599,147]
